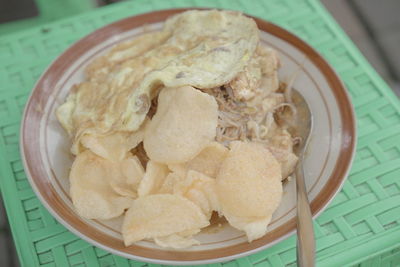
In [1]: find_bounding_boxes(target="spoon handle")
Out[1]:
[296,161,315,267]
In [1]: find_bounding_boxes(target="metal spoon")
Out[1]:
[289,89,315,267]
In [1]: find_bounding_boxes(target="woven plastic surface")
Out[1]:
[0,0,399,266]
[354,247,400,267]
[0,0,95,36]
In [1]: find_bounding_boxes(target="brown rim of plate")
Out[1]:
[20,8,357,263]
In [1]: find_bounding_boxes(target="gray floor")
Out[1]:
[1,1,400,266]
[0,198,19,267]
[322,0,400,97]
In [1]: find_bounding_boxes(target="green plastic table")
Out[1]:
[1,0,400,266]
[0,0,95,36]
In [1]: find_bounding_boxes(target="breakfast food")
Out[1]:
[57,10,299,248]
[122,194,209,248]
[216,141,282,241]
[69,150,133,220]
[143,85,218,163]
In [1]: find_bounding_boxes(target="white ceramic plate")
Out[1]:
[20,9,356,266]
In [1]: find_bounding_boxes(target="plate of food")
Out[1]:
[20,9,356,265]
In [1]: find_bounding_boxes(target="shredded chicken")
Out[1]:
[203,84,289,146]
[201,45,299,180]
